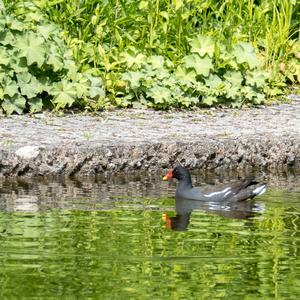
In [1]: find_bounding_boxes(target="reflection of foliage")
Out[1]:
[0,191,299,298]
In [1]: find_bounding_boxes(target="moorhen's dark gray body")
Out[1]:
[163,166,266,202]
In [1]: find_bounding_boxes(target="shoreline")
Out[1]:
[0,103,299,177]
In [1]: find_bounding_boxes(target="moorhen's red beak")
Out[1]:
[163,169,173,180]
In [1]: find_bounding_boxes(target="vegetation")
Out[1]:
[0,0,299,113]
[0,7,104,114]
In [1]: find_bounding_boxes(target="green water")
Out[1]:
[0,173,299,299]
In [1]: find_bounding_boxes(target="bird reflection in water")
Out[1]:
[163,196,265,231]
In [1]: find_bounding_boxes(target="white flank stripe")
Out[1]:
[253,185,267,196]
[224,190,232,197]
[204,187,231,198]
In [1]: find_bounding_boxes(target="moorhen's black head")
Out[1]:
[163,166,192,183]
[172,166,190,180]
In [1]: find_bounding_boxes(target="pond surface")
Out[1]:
[0,170,299,299]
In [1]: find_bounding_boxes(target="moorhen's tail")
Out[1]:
[230,180,267,202]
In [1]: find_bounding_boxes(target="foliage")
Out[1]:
[0,8,105,114]
[26,0,299,72]
[0,0,299,113]
[279,41,300,84]
[120,37,267,108]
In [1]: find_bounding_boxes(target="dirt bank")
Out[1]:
[0,102,299,176]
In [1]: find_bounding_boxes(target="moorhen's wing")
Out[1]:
[190,179,253,202]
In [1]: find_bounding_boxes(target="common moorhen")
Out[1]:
[163,166,266,202]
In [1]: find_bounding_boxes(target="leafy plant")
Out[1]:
[0,7,105,114]
[23,0,298,70]
[121,36,267,108]
[1,0,299,113]
[279,41,300,84]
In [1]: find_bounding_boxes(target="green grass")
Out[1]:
[5,0,298,67]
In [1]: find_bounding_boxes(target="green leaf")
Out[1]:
[231,99,243,108]
[122,71,143,89]
[264,86,284,97]
[64,58,78,79]
[175,66,197,82]
[156,68,170,80]
[179,96,199,107]
[0,86,3,99]
[122,52,146,68]
[0,71,5,83]
[241,86,256,100]
[146,86,171,104]
[202,95,218,106]
[2,94,26,114]
[149,56,165,69]
[233,42,260,69]
[9,56,28,73]
[17,72,31,84]
[47,45,63,71]
[253,93,265,104]
[0,31,15,46]
[17,73,42,98]
[224,71,244,86]
[160,11,169,21]
[8,18,24,31]
[215,44,237,70]
[0,48,10,65]
[138,1,148,10]
[174,0,183,10]
[205,74,222,89]
[245,70,266,88]
[194,82,209,94]
[0,16,5,30]
[183,54,213,77]
[190,35,215,58]
[20,84,39,98]
[89,76,103,88]
[36,76,51,93]
[15,32,46,67]
[90,85,105,98]
[37,24,58,39]
[72,74,89,98]
[89,76,105,98]
[50,79,77,110]
[28,97,43,113]
[3,79,19,97]
[225,85,241,99]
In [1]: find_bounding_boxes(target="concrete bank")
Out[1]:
[0,102,299,177]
